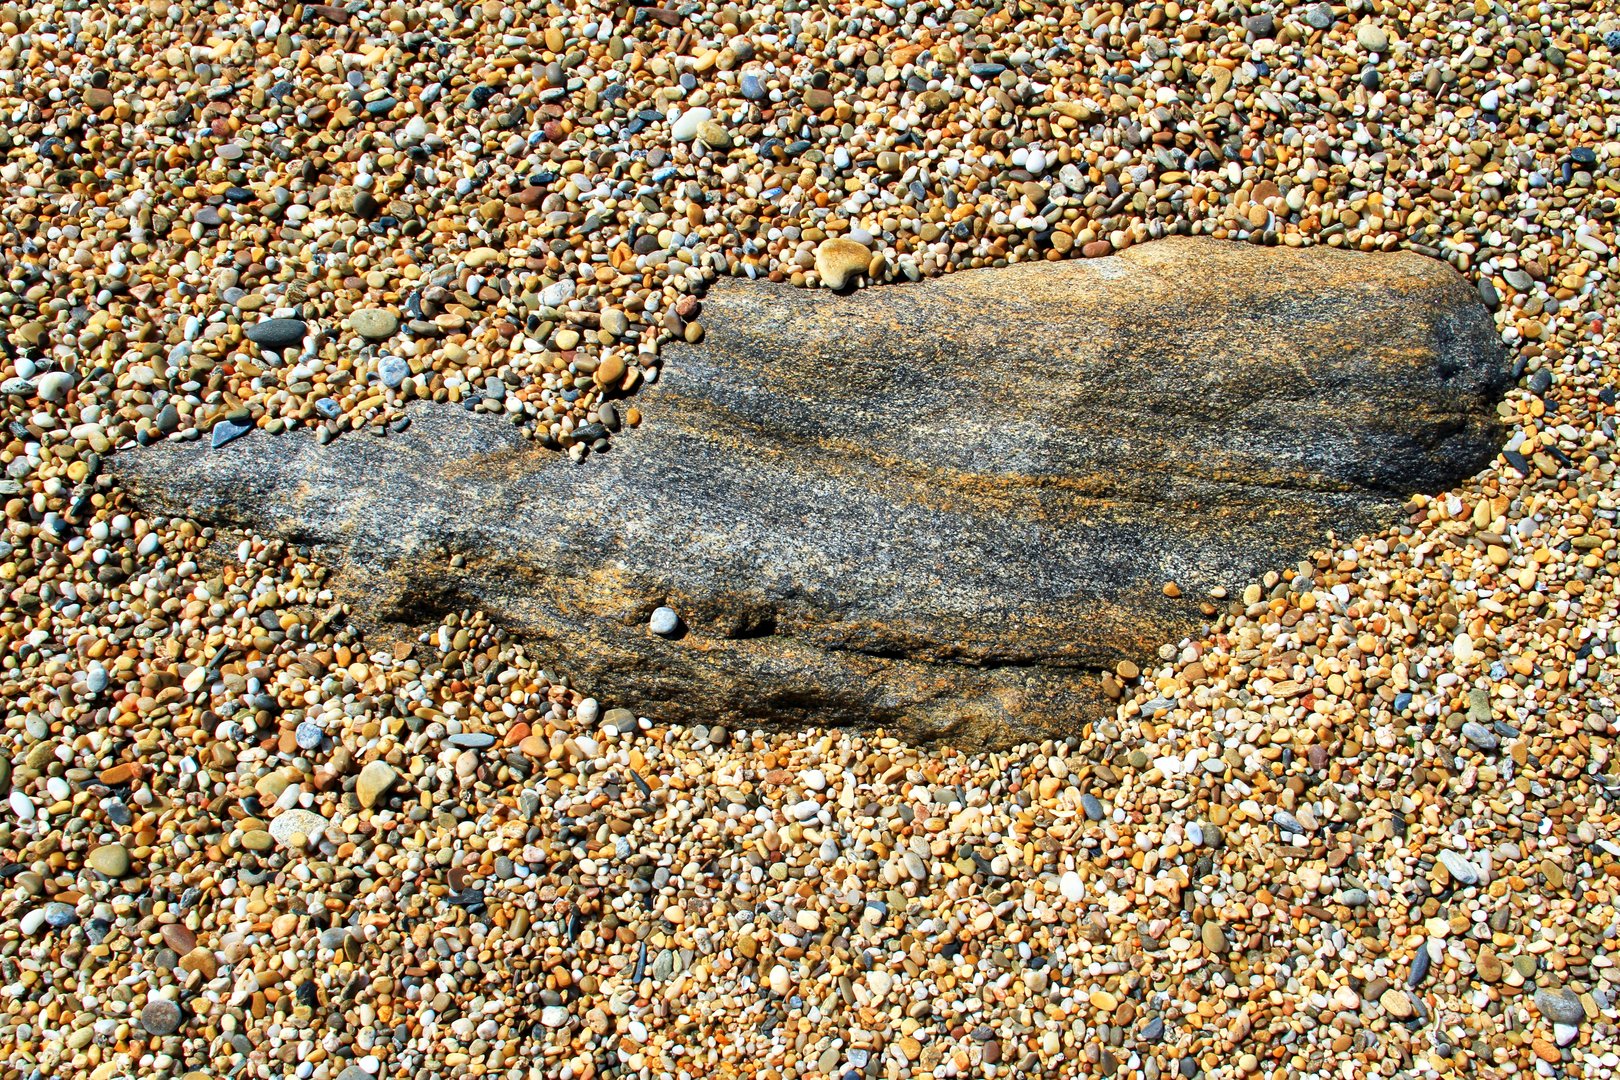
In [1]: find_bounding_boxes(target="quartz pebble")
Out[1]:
[268,809,329,849]
[34,371,73,404]
[1060,870,1085,902]
[243,318,308,350]
[670,107,712,142]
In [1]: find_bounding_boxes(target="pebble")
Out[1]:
[670,107,712,142]
[378,356,411,389]
[1356,23,1390,51]
[814,238,873,291]
[695,119,733,151]
[140,999,183,1036]
[649,606,681,636]
[35,371,74,404]
[1534,988,1587,1025]
[1408,946,1432,987]
[350,309,399,342]
[356,760,398,809]
[211,417,254,449]
[86,844,130,878]
[267,809,329,849]
[1060,870,1085,902]
[601,707,636,733]
[243,318,308,350]
[1438,850,1482,886]
[540,279,575,308]
[42,902,77,929]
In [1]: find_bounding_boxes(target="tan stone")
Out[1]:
[356,759,398,809]
[814,238,872,290]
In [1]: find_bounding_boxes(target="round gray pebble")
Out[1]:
[649,606,681,636]
[141,999,184,1036]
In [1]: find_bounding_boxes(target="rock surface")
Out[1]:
[114,239,1508,746]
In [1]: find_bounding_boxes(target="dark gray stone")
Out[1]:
[244,318,308,350]
[1534,987,1587,1025]
[1408,946,1431,987]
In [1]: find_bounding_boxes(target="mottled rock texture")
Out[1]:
[115,238,1509,747]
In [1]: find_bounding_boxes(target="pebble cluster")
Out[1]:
[1,1,1618,1079]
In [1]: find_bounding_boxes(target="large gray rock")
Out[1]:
[113,239,1509,747]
